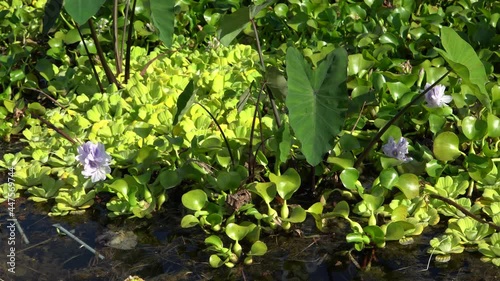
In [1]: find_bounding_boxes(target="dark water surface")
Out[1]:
[0,196,498,281]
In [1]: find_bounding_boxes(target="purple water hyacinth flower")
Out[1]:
[424,83,453,108]
[76,141,112,183]
[382,137,413,163]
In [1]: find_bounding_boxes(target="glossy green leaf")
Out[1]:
[173,79,196,125]
[364,225,385,246]
[385,221,416,241]
[282,206,306,223]
[436,27,490,111]
[205,235,224,249]
[331,200,350,218]
[226,223,251,241]
[487,113,500,137]
[108,179,128,196]
[180,214,199,228]
[286,47,348,166]
[379,168,398,189]
[395,173,420,199]
[150,0,174,47]
[270,168,301,200]
[249,241,267,256]
[248,182,276,204]
[461,116,487,140]
[340,167,359,190]
[433,131,461,162]
[181,189,207,211]
[63,0,106,25]
[209,254,225,268]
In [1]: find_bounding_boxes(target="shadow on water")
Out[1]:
[0,197,498,281]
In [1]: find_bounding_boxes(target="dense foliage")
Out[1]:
[1,0,500,269]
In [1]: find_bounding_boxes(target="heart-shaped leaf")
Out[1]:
[286,47,348,166]
[63,0,106,25]
[226,223,251,241]
[248,182,276,204]
[461,116,487,140]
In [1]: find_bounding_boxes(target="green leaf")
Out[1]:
[249,241,268,256]
[395,173,420,199]
[174,80,196,125]
[180,214,199,228]
[43,0,63,35]
[63,0,106,25]
[433,131,461,162]
[270,168,301,200]
[286,47,348,166]
[248,182,276,204]
[461,116,487,140]
[487,113,500,137]
[181,189,207,211]
[218,7,250,46]
[340,167,359,190]
[379,168,398,189]
[435,27,490,111]
[150,0,174,47]
[226,223,252,241]
[385,221,416,241]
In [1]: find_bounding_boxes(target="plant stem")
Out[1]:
[88,19,122,89]
[76,24,104,94]
[250,18,281,128]
[113,0,122,74]
[195,102,235,168]
[353,69,452,169]
[124,0,137,83]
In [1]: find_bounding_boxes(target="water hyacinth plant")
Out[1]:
[424,83,453,108]
[75,141,112,183]
[0,1,499,277]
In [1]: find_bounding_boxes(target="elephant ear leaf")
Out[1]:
[286,47,348,166]
[63,0,106,25]
[435,27,490,111]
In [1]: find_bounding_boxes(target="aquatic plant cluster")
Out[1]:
[1,0,500,269]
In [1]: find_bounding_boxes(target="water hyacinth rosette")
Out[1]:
[424,83,452,108]
[382,137,413,163]
[76,141,112,183]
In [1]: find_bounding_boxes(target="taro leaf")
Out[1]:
[433,131,461,162]
[218,6,250,46]
[435,27,490,111]
[270,168,301,200]
[226,223,251,241]
[461,116,487,140]
[43,0,63,35]
[249,241,267,256]
[173,80,196,125]
[181,189,207,211]
[286,47,348,166]
[149,0,174,47]
[63,0,106,25]
[395,173,420,199]
[385,221,416,241]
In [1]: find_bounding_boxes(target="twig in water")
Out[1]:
[8,218,30,244]
[53,223,105,260]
